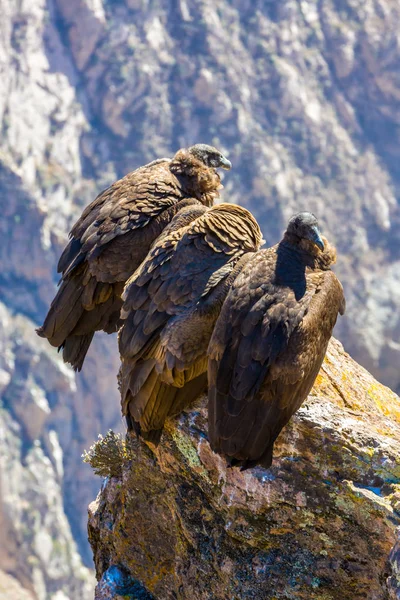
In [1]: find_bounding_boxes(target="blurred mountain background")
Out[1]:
[0,0,399,598]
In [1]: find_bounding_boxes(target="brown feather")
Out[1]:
[208,224,345,469]
[119,204,263,440]
[38,146,225,370]
[61,333,95,373]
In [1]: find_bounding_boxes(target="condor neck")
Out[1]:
[170,155,220,205]
[281,233,335,270]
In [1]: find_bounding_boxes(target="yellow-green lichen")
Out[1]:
[166,423,211,482]
[367,382,400,423]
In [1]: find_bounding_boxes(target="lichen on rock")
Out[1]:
[88,339,400,599]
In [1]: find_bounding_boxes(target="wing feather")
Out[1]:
[119,204,262,437]
[40,157,210,369]
[208,247,345,466]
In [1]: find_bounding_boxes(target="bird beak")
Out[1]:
[219,156,232,170]
[309,226,325,251]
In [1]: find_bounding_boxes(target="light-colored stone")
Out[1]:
[0,570,35,600]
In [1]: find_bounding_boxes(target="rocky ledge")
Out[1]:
[87,339,400,600]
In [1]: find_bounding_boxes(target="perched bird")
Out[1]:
[118,203,263,444]
[208,212,345,470]
[37,144,231,371]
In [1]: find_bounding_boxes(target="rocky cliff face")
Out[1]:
[88,339,400,600]
[1,0,400,598]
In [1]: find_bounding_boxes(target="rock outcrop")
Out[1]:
[88,339,400,600]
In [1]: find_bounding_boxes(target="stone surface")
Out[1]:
[88,339,400,599]
[0,571,35,600]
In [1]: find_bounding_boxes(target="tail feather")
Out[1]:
[60,333,95,371]
[124,360,206,442]
[126,412,135,432]
[103,308,123,334]
[123,362,208,446]
[131,367,161,425]
[168,372,207,417]
[40,279,85,346]
[38,264,123,370]
[239,445,274,471]
[126,414,163,446]
[144,377,169,431]
[140,428,163,445]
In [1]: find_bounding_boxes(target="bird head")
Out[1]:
[286,212,325,251]
[188,144,232,170]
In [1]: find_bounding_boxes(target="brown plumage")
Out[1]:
[208,212,345,470]
[37,144,231,371]
[118,203,263,444]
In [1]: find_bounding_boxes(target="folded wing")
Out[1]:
[37,158,204,370]
[208,247,345,468]
[119,204,263,442]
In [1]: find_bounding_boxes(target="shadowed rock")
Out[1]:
[88,339,400,600]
